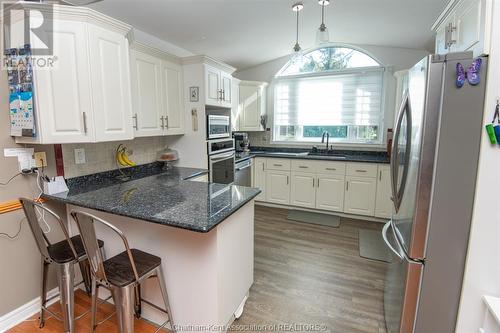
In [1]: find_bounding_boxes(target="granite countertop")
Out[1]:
[235,147,390,164]
[44,163,261,233]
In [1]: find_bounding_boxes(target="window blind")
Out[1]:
[274,70,384,127]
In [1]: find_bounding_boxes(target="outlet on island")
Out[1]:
[34,152,48,168]
[74,148,86,164]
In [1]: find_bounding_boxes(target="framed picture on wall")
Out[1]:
[189,86,199,102]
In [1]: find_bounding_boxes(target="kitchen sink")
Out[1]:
[307,152,347,159]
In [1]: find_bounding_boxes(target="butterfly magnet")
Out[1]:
[456,58,482,88]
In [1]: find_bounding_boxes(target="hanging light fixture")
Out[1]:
[316,0,330,45]
[290,2,304,64]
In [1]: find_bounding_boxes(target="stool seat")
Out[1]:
[103,249,161,287]
[48,235,104,264]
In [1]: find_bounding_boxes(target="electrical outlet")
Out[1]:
[74,148,86,164]
[34,152,48,168]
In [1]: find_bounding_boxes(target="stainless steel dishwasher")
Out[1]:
[234,158,253,186]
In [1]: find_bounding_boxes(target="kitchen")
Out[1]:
[0,1,499,333]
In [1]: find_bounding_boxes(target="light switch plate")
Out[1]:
[74,148,86,164]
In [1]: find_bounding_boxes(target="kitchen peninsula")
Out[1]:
[43,163,260,332]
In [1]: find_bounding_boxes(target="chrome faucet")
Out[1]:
[321,131,330,152]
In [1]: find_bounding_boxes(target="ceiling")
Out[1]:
[88,0,450,70]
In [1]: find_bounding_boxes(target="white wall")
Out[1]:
[455,2,500,332]
[234,45,429,149]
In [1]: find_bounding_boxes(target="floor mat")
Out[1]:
[359,229,392,263]
[287,210,340,228]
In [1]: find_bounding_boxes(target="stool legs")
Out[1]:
[90,279,98,333]
[78,259,92,295]
[111,284,135,333]
[156,265,175,333]
[39,259,49,328]
[56,262,75,333]
[134,284,142,318]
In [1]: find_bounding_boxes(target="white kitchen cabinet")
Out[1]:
[162,61,185,135]
[14,4,133,144]
[205,65,232,108]
[344,176,377,217]
[432,0,492,56]
[130,49,164,137]
[253,158,266,201]
[130,45,185,137]
[87,24,134,142]
[290,172,316,208]
[375,165,392,219]
[32,19,94,143]
[238,81,268,132]
[316,174,345,212]
[266,170,291,205]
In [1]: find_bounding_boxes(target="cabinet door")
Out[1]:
[221,72,232,107]
[239,85,262,131]
[316,174,345,212]
[266,171,290,205]
[290,172,316,208]
[129,50,164,137]
[344,176,377,217]
[375,165,393,219]
[231,81,240,131]
[88,24,133,142]
[205,66,220,106]
[435,24,448,55]
[35,20,94,143]
[253,158,266,201]
[162,61,185,135]
[455,0,482,53]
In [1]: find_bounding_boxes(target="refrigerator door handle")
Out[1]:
[390,220,424,265]
[382,221,404,260]
[390,91,413,212]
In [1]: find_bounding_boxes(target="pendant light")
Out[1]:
[316,0,330,45]
[290,2,304,64]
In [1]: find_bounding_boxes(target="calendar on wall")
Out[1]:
[5,45,36,137]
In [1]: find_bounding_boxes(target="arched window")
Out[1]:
[274,46,384,144]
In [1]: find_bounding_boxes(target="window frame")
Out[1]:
[271,45,387,147]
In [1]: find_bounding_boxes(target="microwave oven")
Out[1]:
[207,115,230,140]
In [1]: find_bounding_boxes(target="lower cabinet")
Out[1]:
[253,158,267,201]
[266,171,291,205]
[290,172,316,208]
[375,165,392,218]
[344,176,377,217]
[316,174,345,212]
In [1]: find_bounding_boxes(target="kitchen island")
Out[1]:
[44,163,260,332]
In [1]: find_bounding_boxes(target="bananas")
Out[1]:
[116,145,136,167]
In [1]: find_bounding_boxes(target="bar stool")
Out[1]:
[70,210,176,333]
[20,198,105,332]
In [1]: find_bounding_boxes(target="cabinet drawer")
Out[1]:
[346,163,378,178]
[315,161,346,175]
[291,160,315,172]
[266,158,291,171]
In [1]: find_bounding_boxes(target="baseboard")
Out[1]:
[255,201,388,223]
[0,287,58,332]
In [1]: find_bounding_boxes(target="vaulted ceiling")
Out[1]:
[89,0,450,70]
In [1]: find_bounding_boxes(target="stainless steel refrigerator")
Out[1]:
[382,52,488,333]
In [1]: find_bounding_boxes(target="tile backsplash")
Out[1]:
[62,136,170,178]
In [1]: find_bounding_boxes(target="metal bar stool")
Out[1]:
[20,198,105,332]
[70,210,176,333]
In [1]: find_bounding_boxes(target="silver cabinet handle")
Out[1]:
[312,178,315,188]
[356,170,367,173]
[273,164,283,167]
[165,115,169,129]
[222,89,225,101]
[445,22,457,49]
[379,170,382,181]
[317,178,320,188]
[346,181,349,191]
[132,113,138,130]
[82,112,88,134]
[325,168,336,171]
[299,166,308,169]
[262,163,265,171]
[286,175,289,185]
[160,116,165,129]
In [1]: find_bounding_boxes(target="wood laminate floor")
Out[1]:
[10,206,387,333]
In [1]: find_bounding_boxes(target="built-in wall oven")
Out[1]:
[207,115,231,140]
[208,138,235,184]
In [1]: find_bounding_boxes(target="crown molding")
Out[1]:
[8,2,132,36]
[181,55,237,74]
[129,39,182,64]
[431,0,458,31]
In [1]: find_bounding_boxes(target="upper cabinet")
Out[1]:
[238,81,268,132]
[129,43,185,137]
[205,65,233,108]
[432,0,493,56]
[15,4,134,144]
